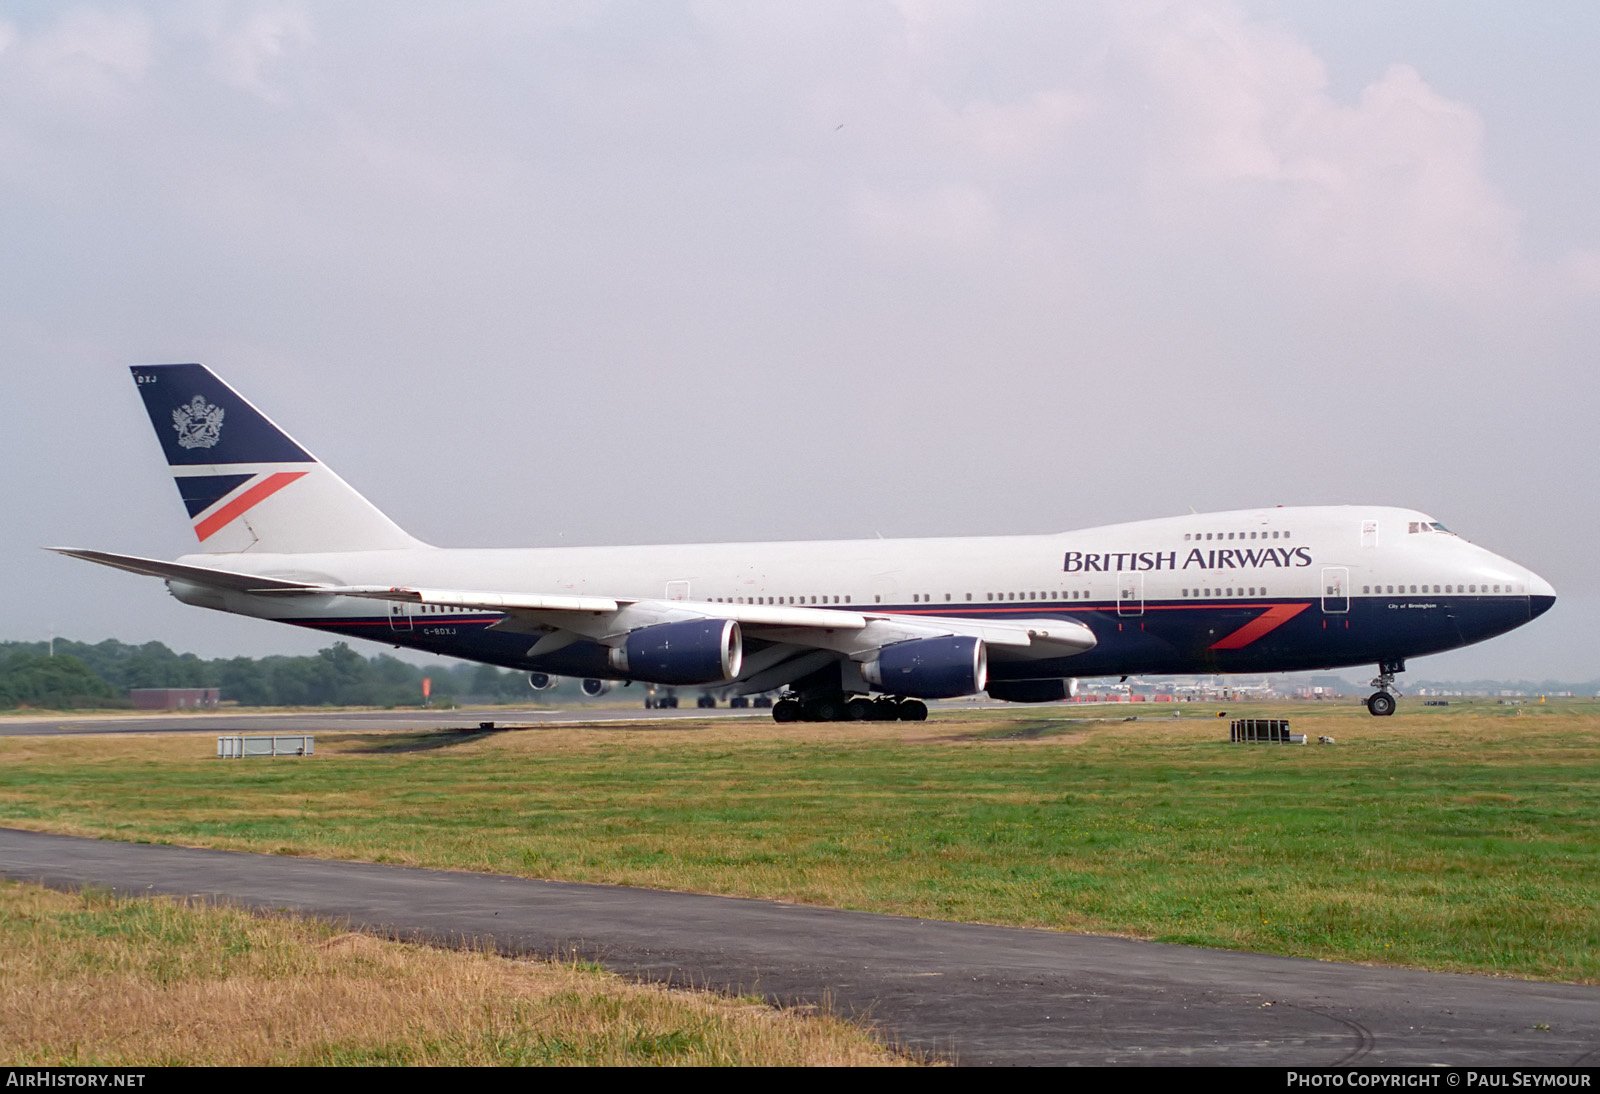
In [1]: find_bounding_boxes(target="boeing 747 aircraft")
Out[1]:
[55,364,1555,721]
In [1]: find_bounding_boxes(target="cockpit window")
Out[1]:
[1427,522,1453,535]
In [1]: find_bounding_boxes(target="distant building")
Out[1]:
[129,688,220,710]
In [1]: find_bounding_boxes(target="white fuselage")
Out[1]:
[174,505,1552,622]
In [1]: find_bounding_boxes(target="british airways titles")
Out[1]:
[1063,547,1315,573]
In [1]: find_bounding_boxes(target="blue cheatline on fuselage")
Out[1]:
[288,591,1552,684]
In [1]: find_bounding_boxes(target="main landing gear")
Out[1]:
[771,692,928,723]
[1365,659,1404,717]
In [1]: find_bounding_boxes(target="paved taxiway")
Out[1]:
[2,827,1595,1066]
[0,704,765,737]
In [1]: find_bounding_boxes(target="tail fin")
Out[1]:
[131,363,423,554]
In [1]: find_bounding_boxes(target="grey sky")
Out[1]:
[3,1,1595,680]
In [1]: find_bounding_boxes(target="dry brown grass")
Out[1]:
[0,881,915,1066]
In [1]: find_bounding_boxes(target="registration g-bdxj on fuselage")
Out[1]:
[57,364,1556,721]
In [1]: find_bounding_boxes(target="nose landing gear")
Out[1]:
[1365,659,1404,716]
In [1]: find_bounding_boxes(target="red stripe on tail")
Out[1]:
[194,472,309,542]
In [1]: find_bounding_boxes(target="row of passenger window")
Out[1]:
[1183,530,1291,541]
[710,592,1105,606]
[1365,584,1509,595]
[1176,583,1513,598]
[431,583,1509,611]
[717,591,1106,606]
[710,595,852,605]
[910,591,1096,603]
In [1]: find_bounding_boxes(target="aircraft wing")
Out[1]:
[50,550,1095,692]
[320,585,1096,659]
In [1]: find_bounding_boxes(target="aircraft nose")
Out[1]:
[1527,570,1556,620]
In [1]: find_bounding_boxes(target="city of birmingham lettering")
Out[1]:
[1062,547,1314,572]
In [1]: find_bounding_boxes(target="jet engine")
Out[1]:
[580,678,613,697]
[608,619,743,685]
[860,636,987,699]
[527,672,559,691]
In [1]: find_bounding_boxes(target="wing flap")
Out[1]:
[752,614,1096,660]
[321,586,624,613]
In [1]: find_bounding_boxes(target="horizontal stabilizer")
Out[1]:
[46,548,329,594]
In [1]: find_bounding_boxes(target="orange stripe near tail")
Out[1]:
[194,472,309,542]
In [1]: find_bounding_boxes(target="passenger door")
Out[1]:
[1321,567,1349,614]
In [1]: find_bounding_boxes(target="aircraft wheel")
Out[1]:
[772,699,801,723]
[1366,692,1396,717]
[898,699,928,722]
[872,697,901,721]
[809,696,846,722]
[846,698,874,721]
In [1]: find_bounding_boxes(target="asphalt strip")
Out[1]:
[1,827,1596,1067]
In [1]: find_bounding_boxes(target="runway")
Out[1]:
[2,827,1596,1067]
[0,704,766,737]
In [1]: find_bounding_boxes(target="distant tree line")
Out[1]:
[0,639,573,710]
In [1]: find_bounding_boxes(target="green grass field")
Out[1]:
[2,698,1596,981]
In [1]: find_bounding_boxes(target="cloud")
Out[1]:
[812,1,1581,304]
[853,181,997,254]
[1123,3,1530,298]
[202,4,314,104]
[4,6,155,110]
[0,1,1561,305]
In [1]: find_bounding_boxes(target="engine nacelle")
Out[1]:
[861,636,987,699]
[986,678,1070,703]
[608,619,743,686]
[580,678,612,697]
[527,672,559,691]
